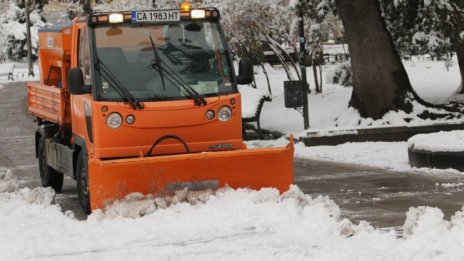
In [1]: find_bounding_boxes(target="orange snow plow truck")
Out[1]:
[27,3,294,213]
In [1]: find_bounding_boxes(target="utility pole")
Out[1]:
[25,0,34,77]
[298,8,309,129]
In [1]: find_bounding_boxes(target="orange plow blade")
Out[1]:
[89,140,294,210]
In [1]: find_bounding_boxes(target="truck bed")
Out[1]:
[27,82,71,126]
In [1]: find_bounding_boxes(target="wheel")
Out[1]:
[76,151,91,214]
[38,135,63,192]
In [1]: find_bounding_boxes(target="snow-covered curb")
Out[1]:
[408,131,464,153]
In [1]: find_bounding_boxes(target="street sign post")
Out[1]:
[298,8,309,129]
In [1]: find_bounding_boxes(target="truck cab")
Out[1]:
[69,6,252,160]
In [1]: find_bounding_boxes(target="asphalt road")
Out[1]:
[2,82,464,229]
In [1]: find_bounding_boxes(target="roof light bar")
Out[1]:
[191,9,206,19]
[109,13,124,23]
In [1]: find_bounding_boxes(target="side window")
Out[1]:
[78,28,91,85]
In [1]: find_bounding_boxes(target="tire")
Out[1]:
[76,151,91,214]
[38,135,63,192]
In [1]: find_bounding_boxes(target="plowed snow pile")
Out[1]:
[2,169,464,260]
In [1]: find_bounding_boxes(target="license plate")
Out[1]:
[131,10,180,23]
[167,180,219,192]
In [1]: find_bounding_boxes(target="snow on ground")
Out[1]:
[253,56,463,135]
[248,138,409,171]
[247,138,464,174]
[3,168,464,260]
[294,141,411,171]
[408,130,464,152]
[0,62,39,83]
[404,57,463,104]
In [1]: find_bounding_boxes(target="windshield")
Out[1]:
[93,22,233,102]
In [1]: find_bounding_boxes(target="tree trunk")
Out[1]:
[25,0,34,77]
[334,0,415,119]
[456,42,464,93]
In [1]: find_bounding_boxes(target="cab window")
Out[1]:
[78,28,91,85]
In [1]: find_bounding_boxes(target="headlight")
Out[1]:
[218,106,232,122]
[106,112,123,129]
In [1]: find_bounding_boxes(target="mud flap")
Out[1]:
[88,140,294,210]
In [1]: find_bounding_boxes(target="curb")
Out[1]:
[408,147,464,171]
[301,123,464,146]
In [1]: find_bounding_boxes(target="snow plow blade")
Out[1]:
[89,140,294,210]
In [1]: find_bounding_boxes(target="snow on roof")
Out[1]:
[38,21,73,33]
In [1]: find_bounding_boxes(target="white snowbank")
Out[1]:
[247,138,464,174]
[408,131,464,152]
[439,183,464,189]
[0,169,55,203]
[295,142,410,170]
[248,138,412,171]
[3,169,464,260]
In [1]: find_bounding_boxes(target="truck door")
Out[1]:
[70,23,94,155]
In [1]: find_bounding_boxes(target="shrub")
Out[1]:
[325,60,352,87]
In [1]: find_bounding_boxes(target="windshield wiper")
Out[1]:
[94,58,144,110]
[149,36,167,92]
[149,36,207,106]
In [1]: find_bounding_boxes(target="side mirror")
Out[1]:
[236,58,254,85]
[67,68,91,95]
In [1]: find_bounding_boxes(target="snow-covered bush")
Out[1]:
[204,0,277,60]
[289,0,336,62]
[0,2,46,62]
[382,0,464,60]
[325,60,352,87]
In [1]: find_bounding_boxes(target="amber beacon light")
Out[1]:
[180,2,192,11]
